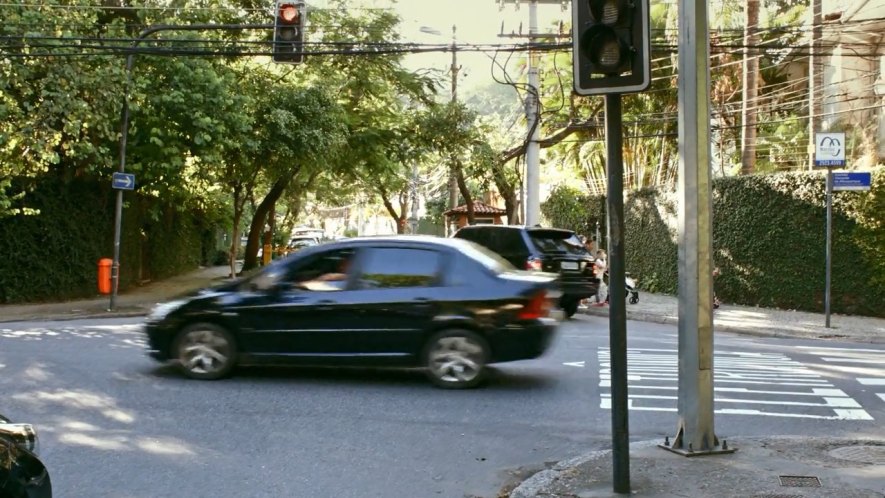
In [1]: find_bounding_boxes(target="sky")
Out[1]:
[316,0,573,94]
[395,0,570,93]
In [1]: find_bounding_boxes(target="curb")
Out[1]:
[509,440,660,498]
[0,309,150,324]
[577,307,885,344]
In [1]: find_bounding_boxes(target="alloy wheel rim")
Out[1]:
[179,329,230,375]
[428,336,484,383]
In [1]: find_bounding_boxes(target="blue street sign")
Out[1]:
[832,172,872,191]
[112,172,136,190]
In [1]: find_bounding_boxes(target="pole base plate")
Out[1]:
[658,443,737,457]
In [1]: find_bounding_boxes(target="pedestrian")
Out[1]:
[593,249,608,305]
[584,235,597,254]
[713,267,721,309]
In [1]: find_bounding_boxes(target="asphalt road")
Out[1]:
[2,315,883,498]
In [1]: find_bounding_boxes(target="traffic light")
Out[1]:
[572,0,651,95]
[273,0,305,63]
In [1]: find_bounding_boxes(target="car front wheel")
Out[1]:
[423,329,489,389]
[173,323,237,380]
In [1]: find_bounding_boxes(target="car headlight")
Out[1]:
[148,299,187,321]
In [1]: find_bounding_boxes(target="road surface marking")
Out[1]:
[857,378,885,386]
[563,361,585,368]
[596,347,874,420]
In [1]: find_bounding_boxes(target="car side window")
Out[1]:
[355,247,441,289]
[285,248,356,292]
[499,229,526,252]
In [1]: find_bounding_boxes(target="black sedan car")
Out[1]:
[0,414,52,498]
[144,236,562,388]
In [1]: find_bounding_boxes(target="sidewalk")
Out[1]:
[579,292,885,344]
[510,437,885,497]
[2,265,884,344]
[0,265,234,323]
[513,297,885,497]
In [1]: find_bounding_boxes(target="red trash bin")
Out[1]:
[98,258,113,295]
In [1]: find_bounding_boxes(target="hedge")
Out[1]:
[0,178,220,303]
[542,169,885,317]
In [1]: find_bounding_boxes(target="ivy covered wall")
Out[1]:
[0,178,220,303]
[542,170,885,317]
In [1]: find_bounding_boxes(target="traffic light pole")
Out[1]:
[604,93,630,494]
[110,23,271,311]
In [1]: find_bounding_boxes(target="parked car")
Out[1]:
[286,235,319,254]
[144,236,562,388]
[452,225,598,318]
[0,414,52,498]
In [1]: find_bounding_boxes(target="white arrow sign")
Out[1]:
[563,361,585,368]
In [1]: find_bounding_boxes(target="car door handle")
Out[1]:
[413,298,433,308]
[316,299,336,311]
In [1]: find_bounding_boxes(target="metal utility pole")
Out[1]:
[525,0,541,226]
[447,25,460,236]
[808,0,823,170]
[825,167,833,327]
[109,23,270,311]
[660,0,734,457]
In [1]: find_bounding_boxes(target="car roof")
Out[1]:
[456,225,575,235]
[285,234,470,254]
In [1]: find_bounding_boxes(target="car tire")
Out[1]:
[561,297,579,319]
[173,323,237,380]
[423,329,490,389]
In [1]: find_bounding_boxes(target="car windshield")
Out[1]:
[528,229,589,256]
[239,259,288,291]
[289,239,317,248]
[450,238,515,273]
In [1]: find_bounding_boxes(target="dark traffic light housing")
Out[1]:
[572,0,651,95]
[273,0,306,63]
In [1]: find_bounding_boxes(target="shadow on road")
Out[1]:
[146,363,558,391]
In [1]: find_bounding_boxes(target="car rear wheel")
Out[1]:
[561,296,579,318]
[173,323,237,380]
[424,329,489,389]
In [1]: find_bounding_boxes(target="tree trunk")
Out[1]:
[379,187,408,234]
[492,160,518,224]
[455,165,475,225]
[243,177,290,271]
[741,0,760,175]
[263,203,276,265]
[229,184,244,278]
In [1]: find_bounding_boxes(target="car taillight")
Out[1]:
[519,290,550,319]
[525,256,542,271]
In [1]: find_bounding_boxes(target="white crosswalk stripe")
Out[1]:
[597,348,874,420]
[797,345,885,407]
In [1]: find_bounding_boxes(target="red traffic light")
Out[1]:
[279,3,300,24]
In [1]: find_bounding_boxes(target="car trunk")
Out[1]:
[526,229,594,278]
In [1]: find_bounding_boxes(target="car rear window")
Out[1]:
[527,229,588,256]
[449,239,515,274]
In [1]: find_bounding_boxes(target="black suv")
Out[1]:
[453,225,598,317]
